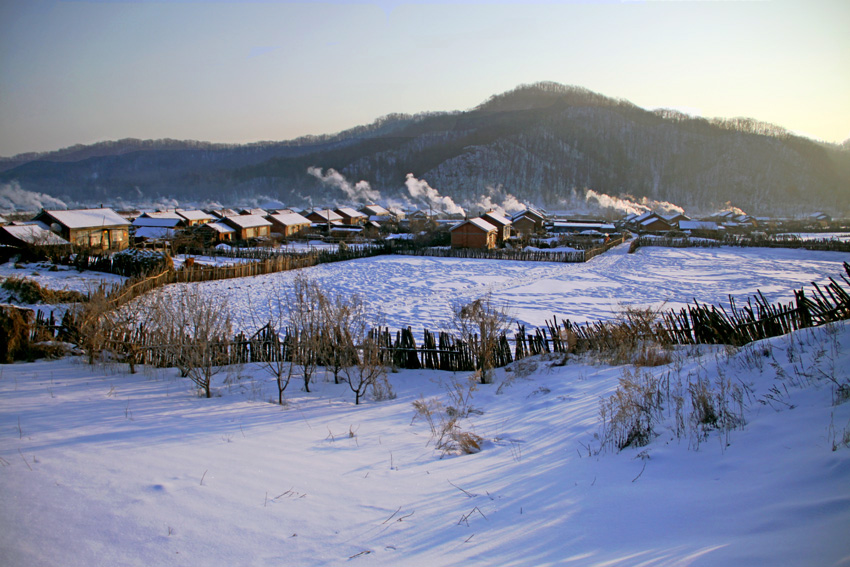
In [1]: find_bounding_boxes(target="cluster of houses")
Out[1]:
[0,202,842,257]
[0,204,408,254]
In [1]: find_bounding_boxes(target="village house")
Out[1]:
[511,208,546,234]
[450,217,498,249]
[131,212,183,245]
[32,208,131,251]
[481,211,512,243]
[0,223,71,249]
[197,221,236,244]
[240,208,268,217]
[221,215,272,240]
[266,212,311,238]
[176,209,213,227]
[206,208,240,220]
[334,207,368,225]
[360,204,390,218]
[304,209,344,225]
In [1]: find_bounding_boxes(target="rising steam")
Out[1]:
[404,174,465,215]
[585,189,684,216]
[0,182,67,212]
[308,167,380,204]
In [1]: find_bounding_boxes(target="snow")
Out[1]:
[2,318,848,566]
[0,260,127,295]
[143,244,850,337]
[42,208,130,228]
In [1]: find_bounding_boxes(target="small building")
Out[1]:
[266,212,311,238]
[207,208,240,220]
[450,217,498,249]
[176,210,214,227]
[0,215,8,226]
[334,207,368,225]
[240,207,268,217]
[361,204,390,218]
[0,223,71,249]
[678,220,722,235]
[481,211,512,243]
[32,208,131,251]
[197,221,236,244]
[512,209,546,234]
[221,214,272,240]
[638,216,672,233]
[304,209,344,224]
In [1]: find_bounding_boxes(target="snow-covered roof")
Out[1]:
[552,221,615,231]
[140,211,182,220]
[240,208,268,216]
[268,212,311,227]
[335,207,367,219]
[0,215,7,225]
[133,217,182,228]
[0,224,70,245]
[450,217,497,232]
[176,210,213,222]
[42,208,130,229]
[133,226,177,241]
[224,215,272,229]
[203,222,235,234]
[679,221,720,231]
[361,204,390,216]
[482,211,512,227]
[308,209,344,222]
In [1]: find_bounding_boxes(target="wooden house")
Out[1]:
[266,212,311,238]
[512,209,545,234]
[0,223,71,249]
[361,204,390,218]
[481,211,512,243]
[334,207,368,225]
[176,210,213,227]
[450,217,498,249]
[32,208,130,251]
[198,221,236,244]
[221,215,272,240]
[304,209,343,225]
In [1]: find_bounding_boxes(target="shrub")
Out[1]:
[598,368,664,452]
[2,277,86,304]
[0,305,33,362]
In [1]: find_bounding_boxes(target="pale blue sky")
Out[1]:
[1,0,848,156]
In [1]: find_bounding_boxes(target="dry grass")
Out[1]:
[2,276,87,304]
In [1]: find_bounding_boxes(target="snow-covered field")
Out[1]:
[147,244,850,337]
[2,320,849,566]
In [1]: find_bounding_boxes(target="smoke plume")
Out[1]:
[404,174,465,215]
[308,167,380,204]
[0,182,67,212]
[585,189,684,216]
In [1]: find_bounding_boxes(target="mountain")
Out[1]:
[2,82,849,215]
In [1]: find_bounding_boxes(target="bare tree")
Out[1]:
[343,331,391,405]
[145,287,232,398]
[319,291,365,384]
[284,273,326,393]
[453,295,512,384]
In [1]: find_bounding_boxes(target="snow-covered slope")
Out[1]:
[2,320,848,566]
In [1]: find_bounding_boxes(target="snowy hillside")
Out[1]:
[1,319,849,566]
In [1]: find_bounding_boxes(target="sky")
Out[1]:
[0,0,848,157]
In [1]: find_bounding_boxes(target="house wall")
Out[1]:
[68,227,129,251]
[451,225,496,249]
[512,217,537,235]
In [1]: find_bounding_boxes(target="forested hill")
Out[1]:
[2,82,849,215]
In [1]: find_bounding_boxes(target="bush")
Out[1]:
[0,305,33,362]
[111,249,173,278]
[2,277,86,304]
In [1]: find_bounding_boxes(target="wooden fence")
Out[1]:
[636,235,850,253]
[70,261,850,374]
